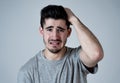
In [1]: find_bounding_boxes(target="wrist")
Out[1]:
[70,16,82,26]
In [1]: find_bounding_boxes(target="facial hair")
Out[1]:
[43,38,67,54]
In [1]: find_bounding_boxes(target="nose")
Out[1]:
[52,29,59,39]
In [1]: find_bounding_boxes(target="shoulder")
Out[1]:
[19,51,41,73]
[66,46,81,58]
[66,46,98,74]
[65,46,81,63]
[67,46,81,52]
[17,51,42,82]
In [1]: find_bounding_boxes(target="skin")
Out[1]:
[40,18,71,60]
[65,8,104,67]
[40,7,104,67]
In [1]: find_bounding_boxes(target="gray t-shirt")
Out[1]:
[17,46,98,83]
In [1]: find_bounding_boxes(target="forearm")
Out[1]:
[72,17,101,54]
[72,17,104,66]
[65,8,103,67]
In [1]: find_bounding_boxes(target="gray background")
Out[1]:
[0,0,120,83]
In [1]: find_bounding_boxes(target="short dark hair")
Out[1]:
[40,5,70,28]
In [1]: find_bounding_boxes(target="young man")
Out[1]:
[17,5,104,83]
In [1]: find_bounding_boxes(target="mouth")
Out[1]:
[49,39,62,46]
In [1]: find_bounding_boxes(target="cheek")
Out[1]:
[61,34,68,41]
[43,34,49,41]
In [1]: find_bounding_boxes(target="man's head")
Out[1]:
[40,5,70,28]
[40,5,71,53]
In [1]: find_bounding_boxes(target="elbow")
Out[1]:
[93,48,104,62]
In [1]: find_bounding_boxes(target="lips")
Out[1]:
[49,39,62,46]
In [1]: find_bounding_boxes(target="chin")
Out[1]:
[48,48,62,53]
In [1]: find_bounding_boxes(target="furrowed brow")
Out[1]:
[45,26,53,29]
[57,26,66,30]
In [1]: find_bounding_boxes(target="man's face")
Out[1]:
[40,18,71,53]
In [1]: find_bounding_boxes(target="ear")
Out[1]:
[39,26,44,35]
[67,27,72,37]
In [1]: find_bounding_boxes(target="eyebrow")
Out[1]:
[57,26,66,30]
[45,26,53,29]
[45,26,66,31]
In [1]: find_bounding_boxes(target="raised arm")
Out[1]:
[65,8,104,67]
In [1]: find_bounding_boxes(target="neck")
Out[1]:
[43,47,67,60]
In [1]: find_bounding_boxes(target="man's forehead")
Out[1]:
[43,18,67,28]
[44,18,66,24]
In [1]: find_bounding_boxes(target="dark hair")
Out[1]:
[40,5,70,28]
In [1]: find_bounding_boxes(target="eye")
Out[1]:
[58,29,65,32]
[45,27,53,32]
[46,28,52,31]
[57,27,66,32]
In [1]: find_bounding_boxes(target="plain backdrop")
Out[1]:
[0,0,120,83]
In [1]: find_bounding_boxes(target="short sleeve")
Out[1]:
[17,68,32,83]
[81,62,98,74]
[74,46,98,75]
